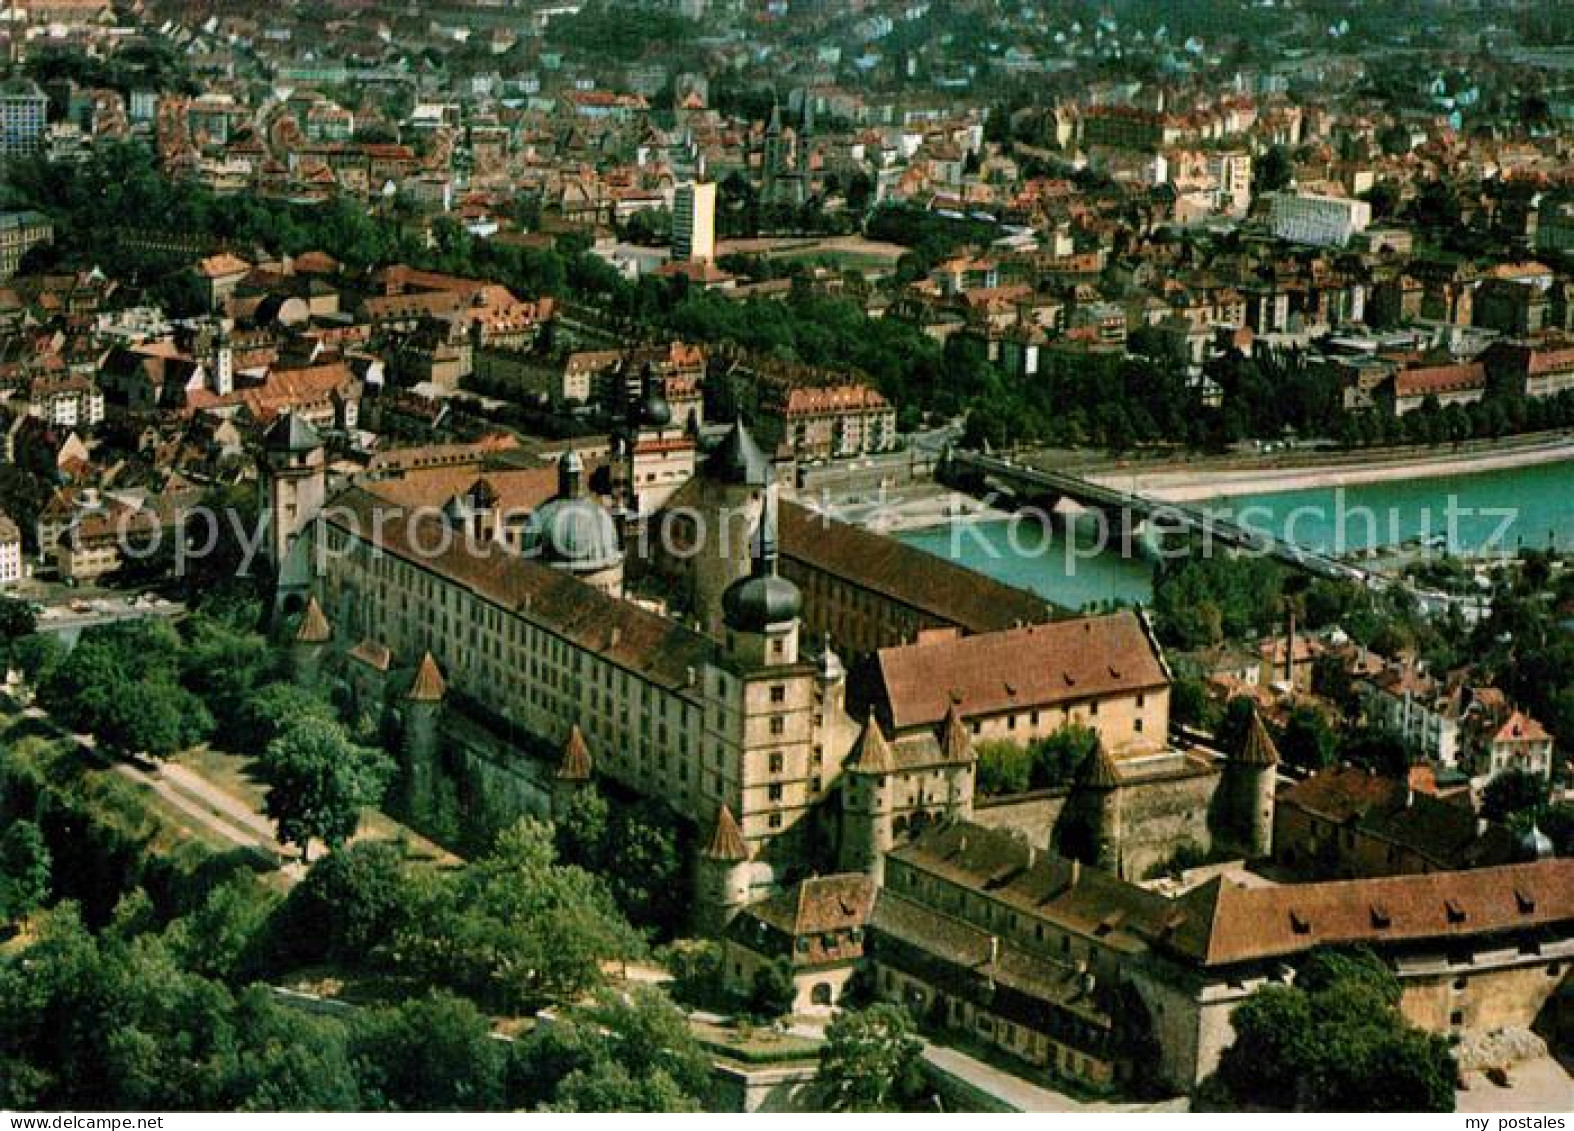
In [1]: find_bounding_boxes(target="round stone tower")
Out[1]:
[1221,708,1279,859]
[1060,744,1123,874]
[290,595,332,685]
[401,652,446,820]
[551,723,594,819]
[693,803,752,935]
[839,717,896,885]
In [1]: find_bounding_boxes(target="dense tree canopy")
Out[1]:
[817,1003,929,1112]
[259,716,393,859]
[1211,946,1454,1112]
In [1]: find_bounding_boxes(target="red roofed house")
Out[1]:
[1378,361,1486,416]
[722,873,878,1015]
[1465,708,1555,786]
[772,383,897,461]
[864,610,1171,758]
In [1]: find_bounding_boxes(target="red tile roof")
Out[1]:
[1166,858,1574,967]
[873,611,1168,733]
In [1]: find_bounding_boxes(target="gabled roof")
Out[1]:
[1164,858,1574,967]
[874,612,1168,734]
[1492,709,1551,745]
[701,804,749,862]
[776,500,1052,637]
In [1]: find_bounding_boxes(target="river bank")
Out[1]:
[1082,435,1574,502]
[796,483,1012,534]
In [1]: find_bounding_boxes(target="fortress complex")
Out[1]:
[263,404,1571,1094]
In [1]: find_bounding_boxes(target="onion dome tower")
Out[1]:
[720,494,801,668]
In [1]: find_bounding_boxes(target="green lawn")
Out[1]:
[174,744,461,868]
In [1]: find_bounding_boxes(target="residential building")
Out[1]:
[1463,710,1555,786]
[1268,191,1372,248]
[0,79,48,160]
[0,210,53,280]
[0,513,21,587]
[772,384,897,461]
[673,180,717,263]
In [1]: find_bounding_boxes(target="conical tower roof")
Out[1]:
[701,804,750,862]
[940,705,973,763]
[406,652,447,702]
[709,421,772,486]
[847,717,896,775]
[1236,710,1280,767]
[1077,744,1122,789]
[556,724,593,782]
[263,410,322,453]
[294,595,332,644]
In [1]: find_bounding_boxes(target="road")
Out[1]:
[773,1014,1185,1112]
[114,758,290,870]
[17,704,298,875]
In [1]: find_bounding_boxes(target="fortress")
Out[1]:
[261,400,1571,1093]
[262,392,1269,925]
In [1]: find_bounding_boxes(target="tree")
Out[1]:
[1169,677,1220,732]
[222,987,363,1112]
[389,820,642,1011]
[0,597,36,649]
[1256,144,1293,195]
[1279,707,1337,772]
[259,717,393,860]
[552,788,684,935]
[818,1003,928,1112]
[1339,727,1411,777]
[8,633,64,688]
[1210,946,1453,1112]
[165,875,279,982]
[974,740,1033,795]
[0,820,50,925]
[514,987,711,1112]
[748,957,798,1020]
[1480,769,1550,824]
[273,840,415,967]
[36,622,211,758]
[235,682,338,752]
[349,992,506,1112]
[1030,724,1101,788]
